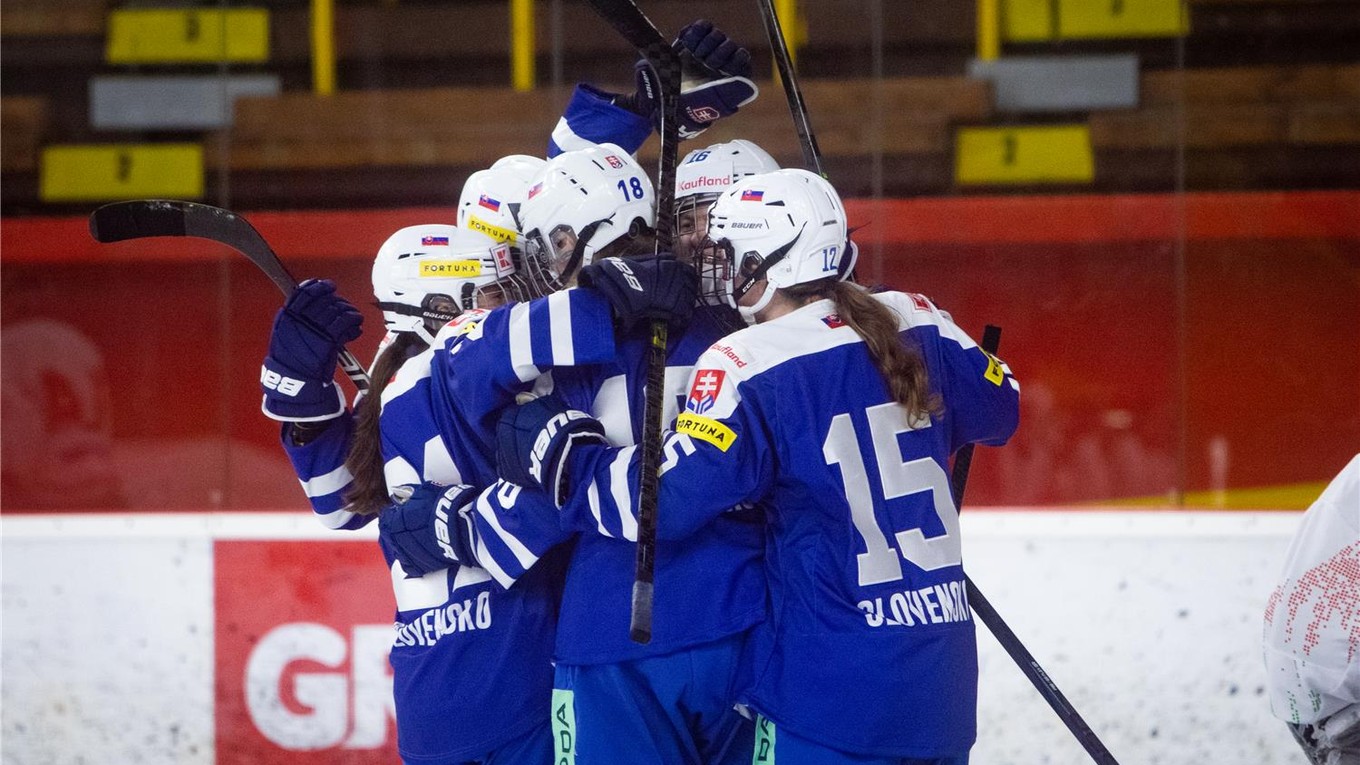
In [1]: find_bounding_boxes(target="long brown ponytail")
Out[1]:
[785,279,941,422]
[342,332,426,516]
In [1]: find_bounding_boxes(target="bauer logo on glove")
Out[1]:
[530,409,598,484]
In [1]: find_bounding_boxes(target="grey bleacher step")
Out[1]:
[89,74,280,131]
[968,55,1139,113]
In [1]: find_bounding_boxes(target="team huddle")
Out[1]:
[259,20,1018,765]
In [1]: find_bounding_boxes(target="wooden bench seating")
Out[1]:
[215,76,993,171]
[1089,63,1360,149]
[1,96,48,172]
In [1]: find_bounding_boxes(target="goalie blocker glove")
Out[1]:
[496,396,607,507]
[261,279,363,422]
[578,255,699,331]
[379,482,480,578]
[614,19,759,140]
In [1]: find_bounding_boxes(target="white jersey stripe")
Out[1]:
[586,480,614,538]
[550,117,594,153]
[508,302,540,382]
[315,507,358,530]
[547,291,576,366]
[300,463,354,498]
[474,493,540,569]
[610,445,639,541]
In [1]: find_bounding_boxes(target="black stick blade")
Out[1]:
[90,200,192,243]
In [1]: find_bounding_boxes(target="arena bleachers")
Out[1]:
[0,0,1356,212]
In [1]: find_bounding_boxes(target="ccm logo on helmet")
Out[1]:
[529,410,593,482]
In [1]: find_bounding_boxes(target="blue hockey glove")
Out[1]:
[579,255,698,331]
[379,482,479,578]
[261,279,363,421]
[497,395,607,506]
[629,63,759,141]
[614,20,758,140]
[677,19,753,78]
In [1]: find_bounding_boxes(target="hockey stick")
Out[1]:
[755,0,824,177]
[952,326,1120,765]
[581,0,682,644]
[89,200,371,393]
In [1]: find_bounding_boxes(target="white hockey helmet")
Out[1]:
[517,143,657,293]
[703,168,848,320]
[674,139,779,264]
[371,224,519,343]
[457,154,545,249]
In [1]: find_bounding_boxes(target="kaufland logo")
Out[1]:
[678,175,731,192]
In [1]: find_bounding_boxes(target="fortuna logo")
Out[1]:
[466,215,517,245]
[419,260,481,277]
[686,369,726,415]
[605,155,624,169]
[678,175,731,192]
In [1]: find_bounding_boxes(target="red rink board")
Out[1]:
[214,540,399,763]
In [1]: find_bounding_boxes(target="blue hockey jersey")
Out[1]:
[559,292,1020,757]
[542,307,766,664]
[281,289,617,764]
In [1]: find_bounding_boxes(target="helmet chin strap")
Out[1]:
[730,226,803,324]
[737,282,776,323]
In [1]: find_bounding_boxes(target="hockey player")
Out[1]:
[673,139,780,266]
[385,142,763,765]
[1264,454,1360,765]
[497,169,1021,764]
[263,225,570,764]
